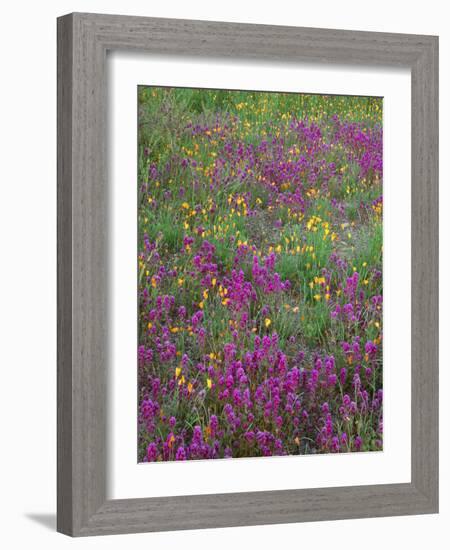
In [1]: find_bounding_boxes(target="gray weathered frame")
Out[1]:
[57,12,439,537]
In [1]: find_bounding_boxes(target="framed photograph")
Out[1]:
[57,12,438,536]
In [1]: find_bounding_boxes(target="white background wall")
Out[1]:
[0,1,447,548]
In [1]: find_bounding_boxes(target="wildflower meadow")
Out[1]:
[138,87,383,462]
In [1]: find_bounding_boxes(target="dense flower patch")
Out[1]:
[138,88,383,461]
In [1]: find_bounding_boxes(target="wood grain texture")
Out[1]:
[57,13,74,535]
[410,36,439,506]
[57,12,439,537]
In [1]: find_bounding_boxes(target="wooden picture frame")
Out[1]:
[57,12,438,536]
